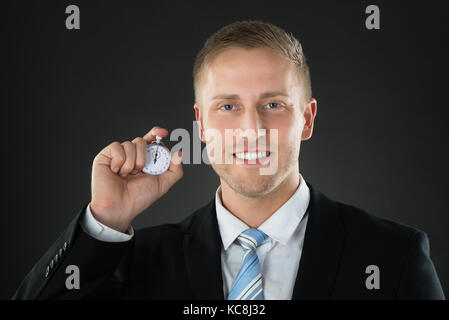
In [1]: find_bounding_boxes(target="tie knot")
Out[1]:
[237,228,268,251]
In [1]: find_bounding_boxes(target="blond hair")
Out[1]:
[193,20,312,107]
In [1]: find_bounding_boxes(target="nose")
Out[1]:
[239,109,265,137]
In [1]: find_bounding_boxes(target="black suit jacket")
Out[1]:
[12,182,445,299]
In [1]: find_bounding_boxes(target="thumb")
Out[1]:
[158,151,183,193]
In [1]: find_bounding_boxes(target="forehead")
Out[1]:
[202,47,298,99]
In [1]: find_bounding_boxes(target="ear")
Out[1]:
[301,98,317,141]
[194,103,205,143]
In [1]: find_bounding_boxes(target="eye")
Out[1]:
[266,102,279,109]
[221,104,235,111]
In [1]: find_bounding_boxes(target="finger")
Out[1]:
[142,126,169,144]
[119,141,136,177]
[108,142,126,173]
[131,137,147,174]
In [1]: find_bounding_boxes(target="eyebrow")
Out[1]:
[211,91,289,100]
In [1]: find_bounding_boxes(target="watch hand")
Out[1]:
[154,152,158,164]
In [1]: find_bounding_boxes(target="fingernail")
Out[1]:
[173,151,183,164]
[120,173,127,178]
[131,169,138,174]
[113,167,119,173]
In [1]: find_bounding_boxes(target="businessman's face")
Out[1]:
[194,47,316,197]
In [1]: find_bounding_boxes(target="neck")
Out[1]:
[220,170,301,228]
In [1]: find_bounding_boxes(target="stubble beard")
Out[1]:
[211,145,300,199]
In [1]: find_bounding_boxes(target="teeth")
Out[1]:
[234,152,270,160]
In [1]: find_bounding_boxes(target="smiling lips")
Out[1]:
[233,151,271,160]
[231,151,271,165]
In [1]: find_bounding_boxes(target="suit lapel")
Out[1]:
[183,200,225,299]
[182,181,347,300]
[291,182,347,299]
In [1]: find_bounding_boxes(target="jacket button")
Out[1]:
[54,254,59,263]
[45,266,50,277]
[50,259,54,269]
[59,248,63,256]
[63,242,68,251]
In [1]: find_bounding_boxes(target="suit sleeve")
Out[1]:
[397,231,445,300]
[12,203,135,300]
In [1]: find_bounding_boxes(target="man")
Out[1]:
[13,20,444,300]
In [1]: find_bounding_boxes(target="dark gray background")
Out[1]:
[1,0,448,299]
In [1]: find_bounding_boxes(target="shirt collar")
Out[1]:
[215,173,310,250]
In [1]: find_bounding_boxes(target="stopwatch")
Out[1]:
[142,136,171,175]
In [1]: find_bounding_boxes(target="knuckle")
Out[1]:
[121,164,134,172]
[113,152,126,163]
[114,156,125,165]
[132,137,145,143]
[135,161,145,170]
[121,141,133,147]
[93,153,102,163]
[110,141,121,147]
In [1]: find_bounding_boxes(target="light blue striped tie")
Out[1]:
[227,228,268,300]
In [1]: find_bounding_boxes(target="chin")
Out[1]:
[236,185,274,198]
[211,161,291,198]
[224,170,280,198]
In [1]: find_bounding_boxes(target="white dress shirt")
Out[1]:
[80,173,310,300]
[216,173,310,299]
[80,204,134,242]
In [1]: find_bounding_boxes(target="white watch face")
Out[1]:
[142,144,171,175]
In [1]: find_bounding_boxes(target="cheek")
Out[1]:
[269,112,301,134]
[203,113,241,149]
[271,116,303,152]
[201,115,229,155]
[203,111,232,131]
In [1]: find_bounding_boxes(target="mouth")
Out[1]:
[232,151,271,165]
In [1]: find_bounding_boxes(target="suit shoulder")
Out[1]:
[335,201,425,244]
